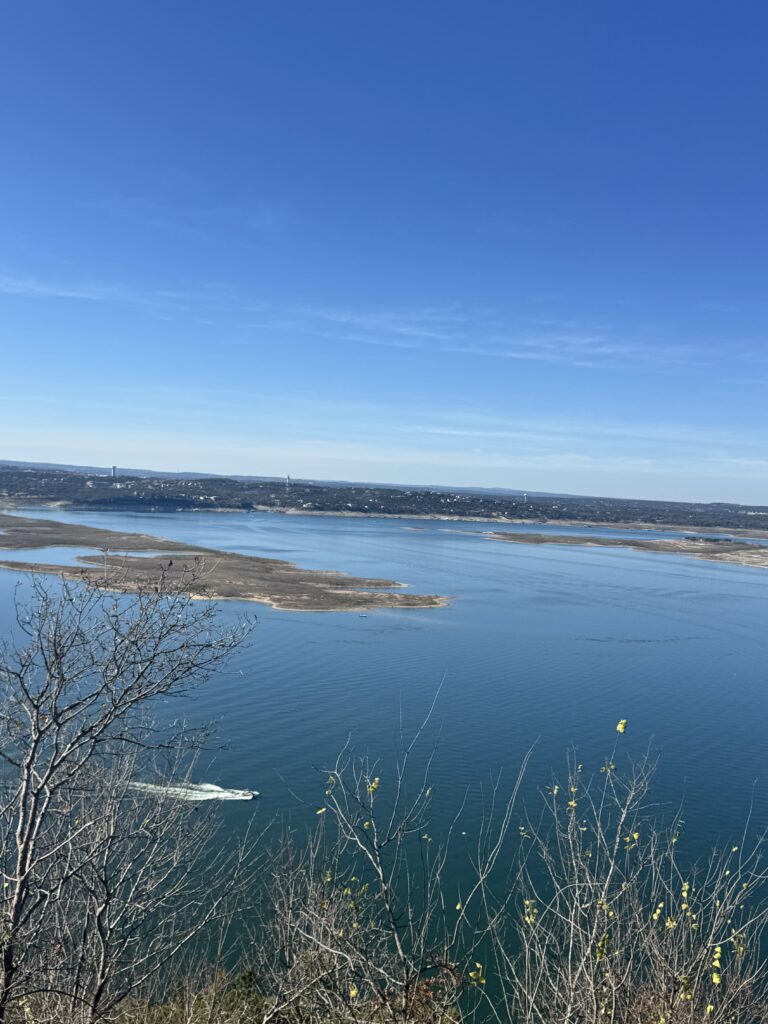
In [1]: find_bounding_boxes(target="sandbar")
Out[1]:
[485,530,768,569]
[0,514,446,612]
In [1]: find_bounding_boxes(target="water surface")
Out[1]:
[1,507,766,854]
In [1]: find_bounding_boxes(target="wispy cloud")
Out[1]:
[0,273,126,302]
[1,265,762,374]
[77,195,285,251]
[270,304,704,370]
[398,412,768,453]
[0,271,233,313]
[3,381,767,500]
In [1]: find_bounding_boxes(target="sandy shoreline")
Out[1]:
[0,513,447,612]
[485,529,768,569]
[5,498,768,539]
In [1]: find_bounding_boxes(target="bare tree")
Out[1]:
[246,717,532,1024]
[0,571,254,1022]
[494,751,768,1024]
[243,741,768,1024]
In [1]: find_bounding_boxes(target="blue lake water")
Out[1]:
[1,507,767,855]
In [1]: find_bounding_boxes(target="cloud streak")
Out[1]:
[2,268,764,376]
[0,273,125,303]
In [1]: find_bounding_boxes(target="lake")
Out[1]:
[1,507,766,854]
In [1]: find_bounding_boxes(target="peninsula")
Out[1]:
[0,514,446,612]
[485,530,768,570]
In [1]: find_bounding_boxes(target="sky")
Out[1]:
[2,2,768,503]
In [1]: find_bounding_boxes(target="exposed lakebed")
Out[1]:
[0,512,445,611]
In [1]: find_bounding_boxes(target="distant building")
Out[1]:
[111,466,117,478]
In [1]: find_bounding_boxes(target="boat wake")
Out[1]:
[129,781,258,802]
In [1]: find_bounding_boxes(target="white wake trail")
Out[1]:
[129,781,258,802]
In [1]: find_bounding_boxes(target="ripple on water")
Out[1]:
[0,509,766,860]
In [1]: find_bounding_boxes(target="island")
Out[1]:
[0,514,447,612]
[485,530,768,569]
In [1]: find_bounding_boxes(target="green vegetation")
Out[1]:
[1,576,767,1022]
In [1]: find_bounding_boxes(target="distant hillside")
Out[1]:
[0,459,281,482]
[0,459,564,497]
[1,462,767,530]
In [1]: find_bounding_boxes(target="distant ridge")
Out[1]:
[0,458,273,481]
[2,458,764,528]
[0,459,566,499]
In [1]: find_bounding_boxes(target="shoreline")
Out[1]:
[4,499,768,540]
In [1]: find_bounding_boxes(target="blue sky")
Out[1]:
[2,2,768,502]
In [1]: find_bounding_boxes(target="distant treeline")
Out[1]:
[2,466,767,530]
